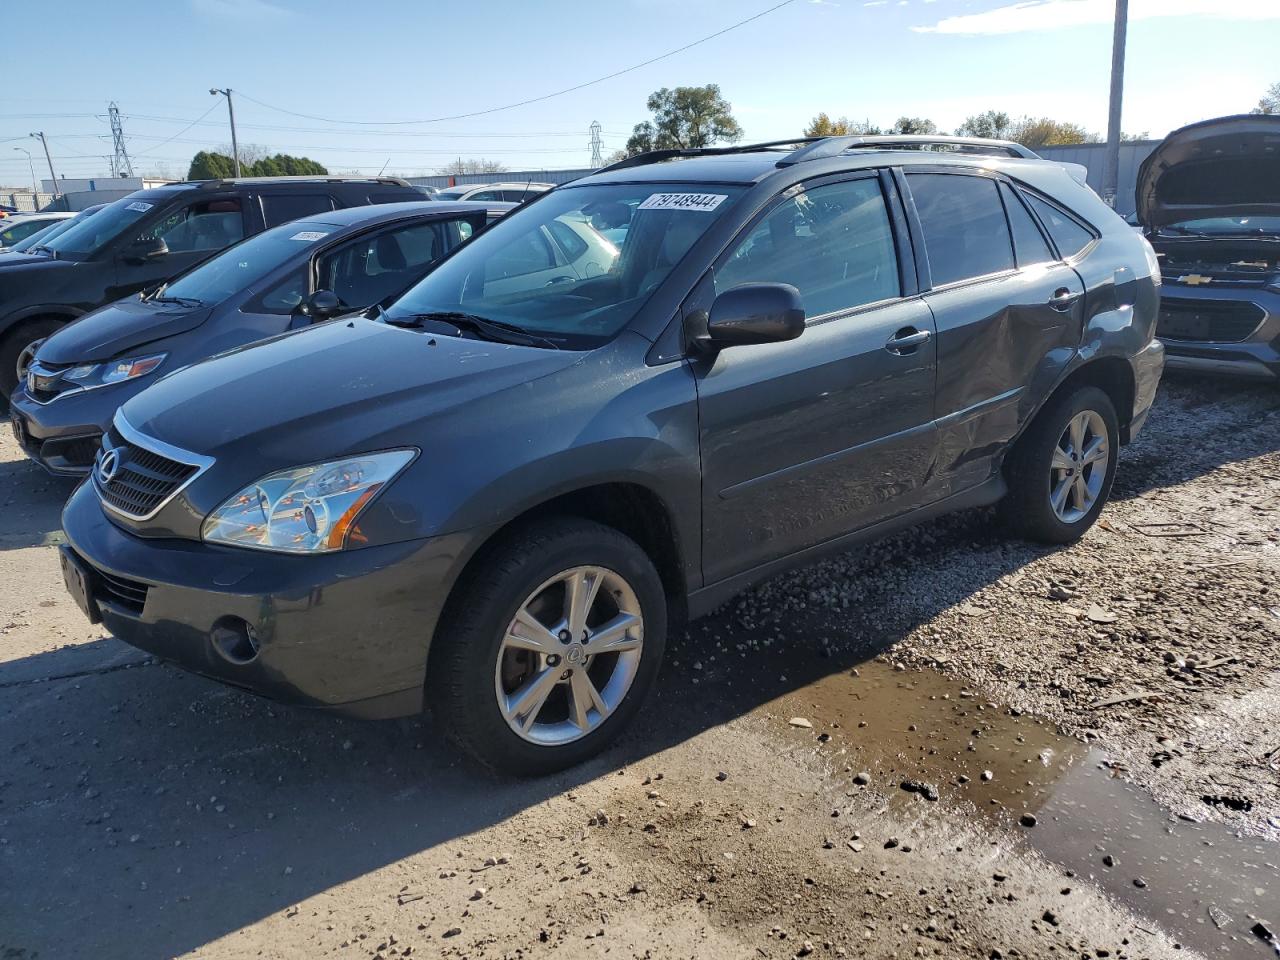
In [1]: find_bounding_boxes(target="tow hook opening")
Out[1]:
[211,617,261,665]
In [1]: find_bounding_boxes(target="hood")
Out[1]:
[1137,114,1280,228]
[37,297,212,365]
[119,317,583,465]
[0,251,73,272]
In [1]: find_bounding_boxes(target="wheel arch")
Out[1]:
[1050,356,1137,442]
[433,480,690,657]
[0,304,84,341]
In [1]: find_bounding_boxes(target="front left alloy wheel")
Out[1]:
[429,518,667,775]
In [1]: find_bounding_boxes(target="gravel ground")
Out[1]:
[1,372,1277,959]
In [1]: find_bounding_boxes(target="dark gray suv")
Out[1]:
[58,136,1165,774]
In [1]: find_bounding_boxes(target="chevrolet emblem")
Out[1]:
[1177,274,1212,286]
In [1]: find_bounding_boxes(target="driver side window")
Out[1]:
[716,178,900,320]
[145,198,244,253]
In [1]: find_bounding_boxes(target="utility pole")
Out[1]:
[108,102,135,178]
[209,87,241,176]
[1101,0,1128,208]
[28,132,59,198]
[589,121,604,168]
[13,148,38,197]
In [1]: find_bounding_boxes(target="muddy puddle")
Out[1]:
[769,661,1280,958]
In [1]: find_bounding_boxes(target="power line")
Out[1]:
[232,0,798,126]
[131,100,221,156]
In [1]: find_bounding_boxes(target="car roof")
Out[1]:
[3,212,73,223]
[289,200,515,229]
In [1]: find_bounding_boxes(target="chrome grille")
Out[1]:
[91,418,212,522]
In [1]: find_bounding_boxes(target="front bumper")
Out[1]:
[7,378,146,475]
[1156,287,1280,380]
[60,480,480,718]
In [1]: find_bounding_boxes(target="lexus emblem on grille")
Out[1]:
[96,448,121,486]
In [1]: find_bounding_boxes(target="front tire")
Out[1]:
[0,318,63,402]
[1000,385,1119,544]
[427,518,667,776]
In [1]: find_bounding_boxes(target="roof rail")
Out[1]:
[778,135,1040,166]
[598,138,821,174]
[192,175,412,188]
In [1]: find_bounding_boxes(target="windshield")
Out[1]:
[386,182,744,348]
[1161,216,1280,237]
[42,194,162,258]
[160,218,337,304]
[435,187,469,200]
[12,215,78,252]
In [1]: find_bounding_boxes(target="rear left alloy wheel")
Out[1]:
[428,518,667,775]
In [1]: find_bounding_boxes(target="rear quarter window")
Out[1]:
[260,194,335,228]
[907,173,1015,286]
[1025,194,1096,259]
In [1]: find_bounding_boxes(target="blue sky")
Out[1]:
[1,0,1275,184]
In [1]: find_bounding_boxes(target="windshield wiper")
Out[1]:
[30,244,57,258]
[142,285,201,308]
[386,310,561,350]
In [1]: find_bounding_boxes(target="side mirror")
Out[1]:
[300,289,343,323]
[124,235,169,264]
[704,283,805,348]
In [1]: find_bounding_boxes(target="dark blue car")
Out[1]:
[10,200,511,474]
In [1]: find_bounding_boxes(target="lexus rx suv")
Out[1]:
[1137,114,1280,380]
[57,136,1164,774]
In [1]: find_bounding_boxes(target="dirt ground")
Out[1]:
[2,372,1277,960]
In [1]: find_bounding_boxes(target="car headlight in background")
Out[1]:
[64,353,167,387]
[201,449,416,554]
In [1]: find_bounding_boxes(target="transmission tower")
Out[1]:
[589,121,603,168]
[108,102,134,178]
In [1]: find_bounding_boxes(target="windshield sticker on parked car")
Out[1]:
[288,231,329,241]
[125,201,153,213]
[638,193,729,212]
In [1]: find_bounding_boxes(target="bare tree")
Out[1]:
[438,158,508,176]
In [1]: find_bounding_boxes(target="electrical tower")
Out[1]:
[108,102,134,178]
[589,121,603,168]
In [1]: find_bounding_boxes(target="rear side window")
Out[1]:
[1000,182,1055,267]
[547,220,589,261]
[717,177,900,318]
[466,190,502,202]
[908,173,1014,286]
[1025,194,1095,258]
[260,193,335,228]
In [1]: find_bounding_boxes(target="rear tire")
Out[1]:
[427,518,667,776]
[999,385,1119,544]
[0,317,64,403]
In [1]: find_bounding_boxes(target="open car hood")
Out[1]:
[1137,114,1280,229]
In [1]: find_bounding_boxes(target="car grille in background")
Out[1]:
[1156,299,1267,344]
[97,570,149,615]
[93,438,200,520]
[26,361,78,403]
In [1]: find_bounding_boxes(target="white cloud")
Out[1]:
[190,0,293,20]
[914,0,1280,35]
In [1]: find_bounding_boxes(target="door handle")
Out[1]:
[1049,287,1080,312]
[885,327,932,354]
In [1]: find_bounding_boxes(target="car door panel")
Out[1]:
[695,174,937,584]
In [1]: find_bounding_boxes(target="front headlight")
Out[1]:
[64,353,166,387]
[201,449,416,554]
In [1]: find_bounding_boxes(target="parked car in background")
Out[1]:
[10,201,509,474]
[413,184,439,199]
[2,205,104,256]
[1137,114,1280,380]
[57,136,1162,774]
[434,181,553,203]
[0,212,75,251]
[0,175,426,401]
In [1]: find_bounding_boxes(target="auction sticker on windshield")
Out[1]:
[638,193,728,212]
[126,201,153,213]
[289,231,329,241]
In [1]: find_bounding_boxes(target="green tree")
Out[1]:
[625,84,743,155]
[1010,117,1097,148]
[187,150,235,180]
[1252,81,1280,114]
[890,117,940,135]
[805,113,855,137]
[955,110,1014,140]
